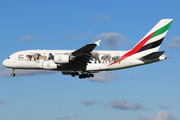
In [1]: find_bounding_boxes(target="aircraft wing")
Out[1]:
[72,40,101,55]
[67,40,101,70]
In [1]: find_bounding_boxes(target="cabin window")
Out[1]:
[7,57,10,59]
[55,53,62,55]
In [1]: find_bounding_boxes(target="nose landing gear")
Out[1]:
[11,69,15,77]
[11,73,15,77]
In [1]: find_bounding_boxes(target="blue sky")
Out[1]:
[0,0,180,120]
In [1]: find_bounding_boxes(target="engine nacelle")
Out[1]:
[54,55,70,64]
[43,61,57,69]
[62,71,74,75]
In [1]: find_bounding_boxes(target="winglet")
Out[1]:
[95,39,101,46]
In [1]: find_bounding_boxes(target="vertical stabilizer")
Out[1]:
[121,19,173,61]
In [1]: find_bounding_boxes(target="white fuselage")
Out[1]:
[2,19,172,78]
[2,50,166,73]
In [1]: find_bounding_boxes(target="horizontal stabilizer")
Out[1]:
[139,51,165,60]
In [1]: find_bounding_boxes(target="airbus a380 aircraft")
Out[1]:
[2,19,173,79]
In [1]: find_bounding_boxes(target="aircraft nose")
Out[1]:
[2,59,8,67]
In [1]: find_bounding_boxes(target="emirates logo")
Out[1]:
[58,56,62,61]
[47,62,50,67]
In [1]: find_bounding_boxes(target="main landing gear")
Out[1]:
[71,72,79,77]
[11,69,15,77]
[71,72,94,79]
[79,73,94,79]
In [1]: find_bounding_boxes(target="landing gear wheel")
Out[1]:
[71,74,75,77]
[87,75,90,78]
[78,72,94,79]
[11,68,15,77]
[79,74,83,79]
[11,73,15,77]
[82,74,87,79]
[71,72,79,77]
[71,73,76,77]
[90,74,94,77]
[75,72,79,76]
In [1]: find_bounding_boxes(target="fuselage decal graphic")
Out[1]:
[109,31,156,66]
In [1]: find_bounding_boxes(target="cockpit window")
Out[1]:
[7,57,10,59]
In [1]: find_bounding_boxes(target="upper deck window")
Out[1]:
[7,57,10,59]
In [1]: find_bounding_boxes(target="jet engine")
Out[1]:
[43,61,57,69]
[54,55,69,64]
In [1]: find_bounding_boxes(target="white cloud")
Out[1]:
[81,99,100,106]
[74,115,84,119]
[89,71,119,82]
[81,98,144,111]
[63,30,93,40]
[0,99,5,104]
[167,36,180,49]
[56,115,84,120]
[159,105,171,109]
[136,111,177,120]
[17,35,46,43]
[0,65,56,77]
[94,32,128,48]
[18,35,34,42]
[171,36,180,41]
[129,75,136,81]
[79,20,89,23]
[79,14,110,24]
[93,14,110,23]
[107,98,141,110]
[142,108,150,111]
[167,43,179,49]
[56,115,71,120]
